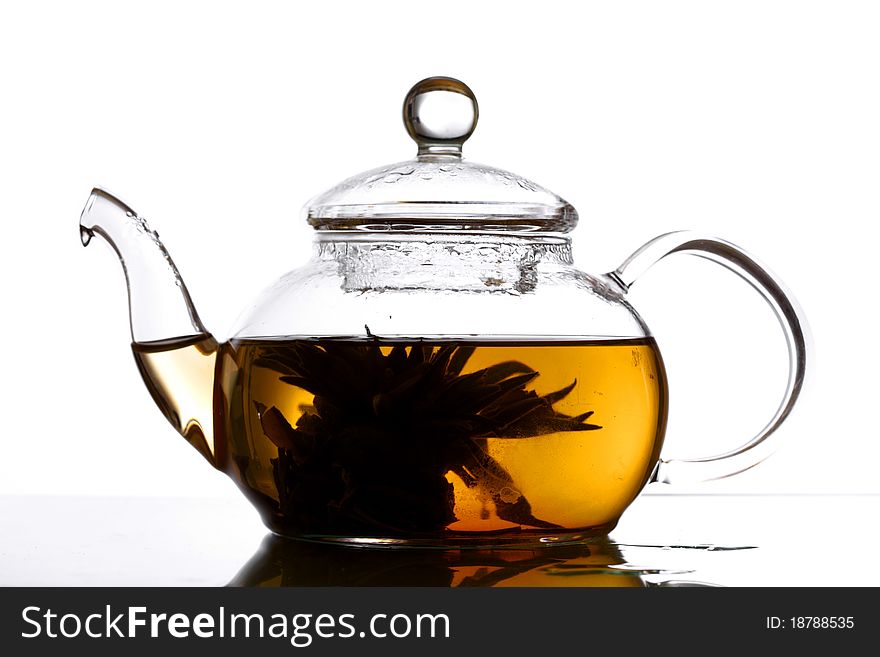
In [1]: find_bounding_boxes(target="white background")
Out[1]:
[1,0,878,503]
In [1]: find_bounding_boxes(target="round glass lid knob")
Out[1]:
[403,77,479,157]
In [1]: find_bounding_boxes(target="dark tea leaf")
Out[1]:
[255,340,602,536]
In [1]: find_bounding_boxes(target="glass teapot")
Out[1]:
[79,77,807,547]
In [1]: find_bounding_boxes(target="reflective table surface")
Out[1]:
[2,494,877,587]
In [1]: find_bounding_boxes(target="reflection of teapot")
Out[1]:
[229,536,652,587]
[80,77,807,548]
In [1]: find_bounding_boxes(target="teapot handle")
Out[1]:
[607,231,809,484]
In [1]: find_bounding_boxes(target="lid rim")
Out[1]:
[308,201,574,219]
[307,217,578,235]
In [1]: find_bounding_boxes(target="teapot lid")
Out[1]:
[305,77,578,233]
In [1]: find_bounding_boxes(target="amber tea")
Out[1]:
[133,336,667,543]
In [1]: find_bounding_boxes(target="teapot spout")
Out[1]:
[80,188,208,341]
[80,188,220,467]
